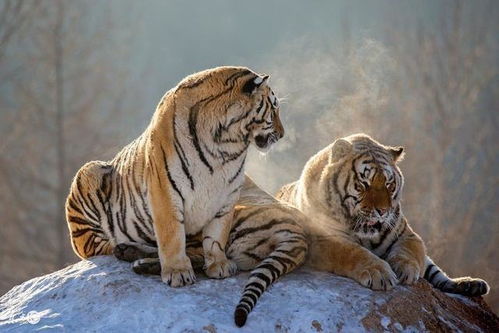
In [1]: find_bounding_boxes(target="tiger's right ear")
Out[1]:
[242,75,269,95]
[330,139,352,163]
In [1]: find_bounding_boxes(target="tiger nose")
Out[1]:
[376,208,387,216]
[277,129,284,139]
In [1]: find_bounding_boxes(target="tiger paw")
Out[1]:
[355,258,398,291]
[204,258,237,279]
[450,277,490,297]
[161,260,196,287]
[389,257,421,285]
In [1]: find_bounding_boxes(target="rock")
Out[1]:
[0,256,497,332]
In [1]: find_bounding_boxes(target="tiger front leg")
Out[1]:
[385,225,425,285]
[149,183,195,287]
[309,235,398,291]
[202,210,237,279]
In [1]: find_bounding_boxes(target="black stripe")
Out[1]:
[67,197,83,215]
[228,156,246,184]
[72,227,100,237]
[178,77,207,90]
[230,219,296,243]
[221,145,249,165]
[225,69,252,85]
[256,263,282,280]
[372,225,393,250]
[175,143,194,190]
[188,97,214,174]
[424,264,435,279]
[160,145,185,204]
[245,281,264,294]
[274,246,307,257]
[69,216,100,229]
[243,251,263,261]
[237,302,251,312]
[250,272,271,287]
[429,269,440,282]
[172,106,194,190]
[246,237,270,252]
[232,208,266,231]
[267,255,296,272]
[330,159,351,218]
[243,292,258,305]
[75,177,99,221]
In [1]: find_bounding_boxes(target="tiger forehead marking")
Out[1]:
[353,153,398,194]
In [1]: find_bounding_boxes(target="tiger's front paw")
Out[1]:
[355,258,398,291]
[389,257,421,285]
[161,257,196,287]
[205,258,237,279]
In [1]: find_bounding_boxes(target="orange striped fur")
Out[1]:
[277,133,489,297]
[66,66,285,287]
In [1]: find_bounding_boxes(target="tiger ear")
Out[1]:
[242,74,269,95]
[330,138,352,163]
[390,146,405,163]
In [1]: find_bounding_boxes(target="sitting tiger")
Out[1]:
[66,66,286,288]
[277,133,489,297]
[113,176,308,327]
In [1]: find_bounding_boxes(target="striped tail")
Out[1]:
[423,256,489,297]
[234,240,307,327]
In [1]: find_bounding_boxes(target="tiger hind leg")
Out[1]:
[66,161,113,259]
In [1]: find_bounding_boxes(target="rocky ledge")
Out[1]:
[0,256,497,332]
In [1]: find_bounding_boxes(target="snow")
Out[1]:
[0,256,494,332]
[380,316,391,329]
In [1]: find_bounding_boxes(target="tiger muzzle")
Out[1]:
[255,131,283,148]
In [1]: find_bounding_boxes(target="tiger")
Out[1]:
[112,175,308,327]
[276,133,489,297]
[66,66,286,288]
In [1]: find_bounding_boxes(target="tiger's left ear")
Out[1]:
[242,74,269,95]
[390,146,405,163]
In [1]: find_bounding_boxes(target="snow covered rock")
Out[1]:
[0,256,497,332]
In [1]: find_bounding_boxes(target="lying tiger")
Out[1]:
[114,176,308,327]
[277,133,489,297]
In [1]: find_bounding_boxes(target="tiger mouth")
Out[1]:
[254,132,280,150]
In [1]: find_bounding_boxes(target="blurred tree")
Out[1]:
[0,1,137,293]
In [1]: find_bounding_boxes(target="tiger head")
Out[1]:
[240,74,284,152]
[178,66,285,152]
[324,134,405,237]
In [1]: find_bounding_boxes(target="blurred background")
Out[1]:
[0,0,497,312]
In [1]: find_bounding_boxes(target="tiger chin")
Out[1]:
[66,66,285,288]
[277,133,489,297]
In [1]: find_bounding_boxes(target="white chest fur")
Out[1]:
[169,142,246,236]
[183,172,243,235]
